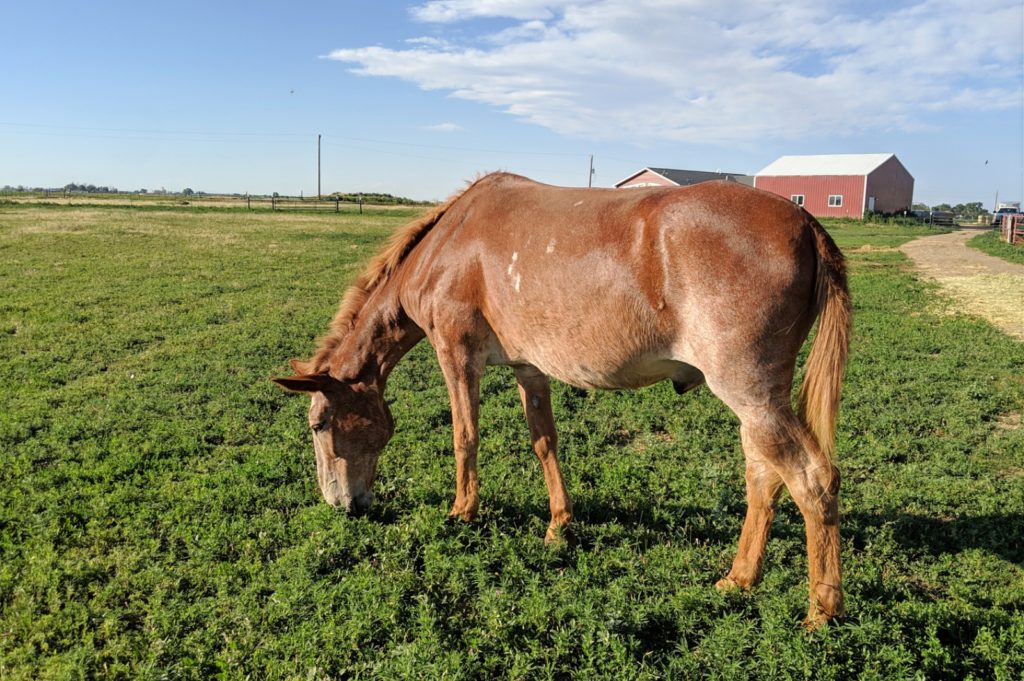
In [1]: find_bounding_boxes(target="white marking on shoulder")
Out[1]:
[507,251,518,276]
[573,200,584,207]
[514,273,522,293]
[546,238,556,254]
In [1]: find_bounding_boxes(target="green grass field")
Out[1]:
[2,206,1022,679]
[968,229,1024,265]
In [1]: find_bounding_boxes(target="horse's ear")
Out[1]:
[289,358,314,374]
[271,372,336,393]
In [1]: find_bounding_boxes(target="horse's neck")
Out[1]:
[333,282,425,385]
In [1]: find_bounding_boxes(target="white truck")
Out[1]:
[992,201,1021,226]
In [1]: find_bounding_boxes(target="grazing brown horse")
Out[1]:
[273,172,851,625]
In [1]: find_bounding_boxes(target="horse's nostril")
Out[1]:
[349,492,374,516]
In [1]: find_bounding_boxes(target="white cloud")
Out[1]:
[405,36,455,50]
[424,122,464,132]
[411,0,571,23]
[328,0,1022,144]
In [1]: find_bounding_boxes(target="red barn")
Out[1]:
[754,154,914,219]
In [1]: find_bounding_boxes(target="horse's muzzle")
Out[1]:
[325,490,375,516]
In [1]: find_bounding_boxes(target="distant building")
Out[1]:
[754,153,914,219]
[614,167,754,189]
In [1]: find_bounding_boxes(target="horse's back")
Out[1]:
[411,174,819,391]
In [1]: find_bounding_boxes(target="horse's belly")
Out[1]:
[486,332,688,391]
[478,251,692,389]
[548,357,681,391]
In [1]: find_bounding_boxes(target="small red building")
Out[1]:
[754,154,914,219]
[615,167,753,189]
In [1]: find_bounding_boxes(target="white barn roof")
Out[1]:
[756,153,896,177]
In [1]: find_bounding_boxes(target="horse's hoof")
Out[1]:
[446,506,477,523]
[802,611,838,631]
[803,608,844,631]
[544,524,575,548]
[714,576,743,592]
[804,585,845,629]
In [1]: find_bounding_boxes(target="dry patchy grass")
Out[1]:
[930,273,1024,340]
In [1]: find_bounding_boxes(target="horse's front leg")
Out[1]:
[436,343,485,522]
[514,367,573,544]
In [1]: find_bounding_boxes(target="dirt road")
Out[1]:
[899,229,1024,340]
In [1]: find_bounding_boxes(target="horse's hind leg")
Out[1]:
[706,365,844,625]
[716,444,784,591]
[731,404,844,625]
[514,367,573,543]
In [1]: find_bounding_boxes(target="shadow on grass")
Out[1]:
[375,492,1023,567]
[415,491,739,552]
[845,510,1024,566]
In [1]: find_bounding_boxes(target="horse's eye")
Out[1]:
[311,418,329,433]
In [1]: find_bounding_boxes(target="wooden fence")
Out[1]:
[252,196,365,213]
[0,192,428,214]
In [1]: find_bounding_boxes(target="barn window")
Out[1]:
[828,195,843,207]
[791,194,805,206]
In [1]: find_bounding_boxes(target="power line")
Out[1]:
[0,129,307,145]
[0,121,591,158]
[321,132,584,158]
[0,121,310,138]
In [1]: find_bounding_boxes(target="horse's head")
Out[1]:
[272,362,393,513]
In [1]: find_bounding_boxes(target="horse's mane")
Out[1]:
[306,174,489,372]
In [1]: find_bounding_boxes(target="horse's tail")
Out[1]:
[797,216,852,463]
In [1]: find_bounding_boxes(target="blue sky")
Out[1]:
[2,0,1021,205]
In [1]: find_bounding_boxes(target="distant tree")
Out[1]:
[182,188,194,196]
[327,191,429,206]
[272,191,280,198]
[951,202,986,219]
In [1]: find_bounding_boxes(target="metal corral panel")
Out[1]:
[753,175,865,218]
[865,156,914,214]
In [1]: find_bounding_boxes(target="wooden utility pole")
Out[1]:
[317,134,322,200]
[588,155,594,188]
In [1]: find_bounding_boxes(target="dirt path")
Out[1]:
[898,229,1024,340]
